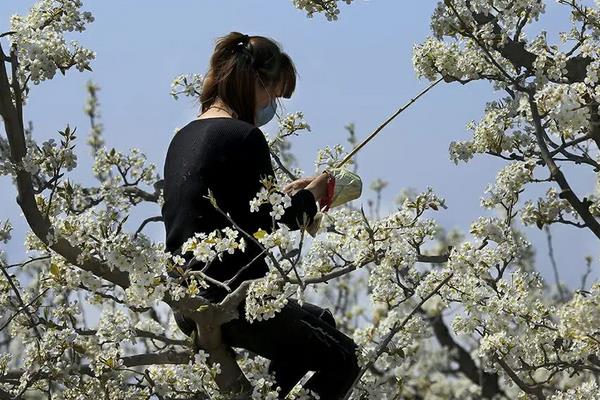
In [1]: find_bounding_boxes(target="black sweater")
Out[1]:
[161,117,317,302]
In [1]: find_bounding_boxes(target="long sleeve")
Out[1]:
[237,127,317,234]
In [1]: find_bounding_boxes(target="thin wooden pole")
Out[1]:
[335,77,443,168]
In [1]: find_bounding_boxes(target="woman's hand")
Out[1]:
[283,175,319,195]
[283,172,329,202]
[304,172,329,202]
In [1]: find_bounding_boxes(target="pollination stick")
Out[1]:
[334,77,443,169]
[304,77,443,236]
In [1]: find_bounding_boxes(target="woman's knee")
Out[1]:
[318,308,336,328]
[307,342,360,398]
[299,301,337,328]
[322,337,360,377]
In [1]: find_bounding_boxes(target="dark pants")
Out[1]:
[175,298,360,399]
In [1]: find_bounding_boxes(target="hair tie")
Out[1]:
[233,34,255,67]
[234,34,250,49]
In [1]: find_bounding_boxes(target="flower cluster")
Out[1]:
[245,270,290,322]
[96,308,135,344]
[314,143,348,170]
[291,0,353,21]
[89,344,123,377]
[92,146,157,186]
[49,208,171,308]
[180,226,246,264]
[20,126,78,178]
[0,353,12,377]
[18,327,79,390]
[9,0,95,85]
[249,175,293,221]
[534,82,591,139]
[413,37,497,82]
[276,111,311,136]
[481,160,535,209]
[270,111,312,169]
[146,351,221,397]
[449,98,536,165]
[549,381,600,400]
[170,73,204,100]
[521,187,579,228]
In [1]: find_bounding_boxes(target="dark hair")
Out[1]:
[200,31,297,125]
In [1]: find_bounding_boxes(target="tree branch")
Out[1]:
[528,95,600,239]
[464,1,591,83]
[341,272,454,400]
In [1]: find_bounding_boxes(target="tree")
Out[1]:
[1,1,600,399]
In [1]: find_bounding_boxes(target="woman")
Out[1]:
[161,32,359,399]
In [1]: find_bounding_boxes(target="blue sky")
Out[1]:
[0,1,597,290]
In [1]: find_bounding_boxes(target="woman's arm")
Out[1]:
[240,127,322,232]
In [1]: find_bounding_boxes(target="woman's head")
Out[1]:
[200,31,297,126]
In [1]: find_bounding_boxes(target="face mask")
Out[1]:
[255,97,278,127]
